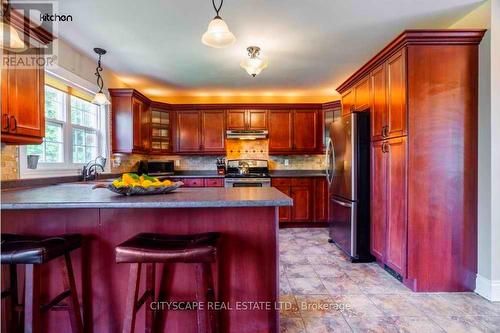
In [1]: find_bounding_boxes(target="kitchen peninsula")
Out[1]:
[1,184,292,333]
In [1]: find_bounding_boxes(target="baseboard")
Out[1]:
[279,222,328,228]
[475,274,500,302]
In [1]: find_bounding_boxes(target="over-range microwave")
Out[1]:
[137,160,175,176]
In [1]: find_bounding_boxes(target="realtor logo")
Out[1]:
[1,0,59,68]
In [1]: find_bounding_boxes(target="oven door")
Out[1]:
[329,196,356,258]
[224,178,271,188]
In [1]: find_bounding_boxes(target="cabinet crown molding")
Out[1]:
[336,29,486,94]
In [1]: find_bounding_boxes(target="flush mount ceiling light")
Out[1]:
[91,48,111,105]
[240,46,268,77]
[201,0,236,48]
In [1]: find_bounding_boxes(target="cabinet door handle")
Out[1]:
[2,114,9,131]
[10,116,17,132]
[382,141,389,153]
[382,126,389,138]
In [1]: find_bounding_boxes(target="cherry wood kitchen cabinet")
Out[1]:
[268,111,293,152]
[341,89,354,116]
[149,103,172,154]
[227,109,267,130]
[293,110,318,151]
[337,29,485,292]
[176,111,202,152]
[272,177,319,224]
[269,109,320,154]
[354,77,370,111]
[201,110,226,152]
[169,178,223,187]
[110,89,151,153]
[1,8,54,145]
[386,49,406,139]
[370,138,407,275]
[313,177,329,222]
[1,50,45,144]
[175,109,225,154]
[370,64,387,141]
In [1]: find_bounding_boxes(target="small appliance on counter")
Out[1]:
[216,157,226,175]
[224,159,271,187]
[138,160,175,176]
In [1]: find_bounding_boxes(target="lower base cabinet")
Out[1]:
[170,178,224,188]
[272,177,326,225]
[370,137,407,276]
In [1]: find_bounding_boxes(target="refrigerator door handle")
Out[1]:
[325,139,335,185]
[331,197,352,208]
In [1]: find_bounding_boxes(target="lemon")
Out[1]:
[141,180,153,188]
[162,180,172,186]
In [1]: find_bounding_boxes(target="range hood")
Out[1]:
[226,130,268,140]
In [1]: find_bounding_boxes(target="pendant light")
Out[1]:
[240,46,268,77]
[201,0,236,48]
[91,48,110,105]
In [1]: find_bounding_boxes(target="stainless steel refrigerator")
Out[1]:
[326,112,373,262]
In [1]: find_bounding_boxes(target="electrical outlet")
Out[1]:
[175,160,180,167]
[284,159,289,166]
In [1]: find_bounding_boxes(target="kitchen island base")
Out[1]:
[1,207,279,333]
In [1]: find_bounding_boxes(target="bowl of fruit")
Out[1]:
[93,173,183,196]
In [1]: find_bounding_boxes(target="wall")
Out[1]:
[449,0,499,301]
[151,95,339,104]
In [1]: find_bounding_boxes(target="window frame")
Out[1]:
[20,82,109,178]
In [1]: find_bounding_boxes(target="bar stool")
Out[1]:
[115,232,220,333]
[1,234,84,333]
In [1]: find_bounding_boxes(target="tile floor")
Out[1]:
[279,228,500,333]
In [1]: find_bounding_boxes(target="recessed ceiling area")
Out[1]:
[56,0,483,100]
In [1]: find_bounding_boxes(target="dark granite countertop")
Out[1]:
[269,170,326,178]
[1,184,292,209]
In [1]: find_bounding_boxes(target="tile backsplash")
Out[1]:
[1,145,19,181]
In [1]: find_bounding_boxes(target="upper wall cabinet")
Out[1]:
[174,108,225,154]
[110,89,151,154]
[341,89,354,116]
[150,104,172,154]
[1,10,54,145]
[354,77,370,111]
[268,109,320,154]
[227,110,268,130]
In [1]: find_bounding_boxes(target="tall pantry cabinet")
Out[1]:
[337,30,485,292]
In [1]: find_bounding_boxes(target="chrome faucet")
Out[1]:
[82,156,107,181]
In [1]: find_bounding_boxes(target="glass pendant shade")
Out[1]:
[240,47,268,77]
[92,92,110,105]
[202,17,236,48]
[0,22,25,50]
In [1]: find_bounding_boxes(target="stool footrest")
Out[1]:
[40,289,71,312]
[135,289,154,311]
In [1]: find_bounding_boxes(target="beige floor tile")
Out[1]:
[321,275,364,295]
[473,315,500,332]
[367,294,425,317]
[331,294,384,318]
[312,264,347,278]
[280,275,293,295]
[345,316,398,333]
[405,294,467,317]
[285,264,318,278]
[303,316,353,332]
[437,293,500,316]
[280,317,306,333]
[430,315,488,333]
[288,276,329,295]
[281,254,310,266]
[391,316,445,332]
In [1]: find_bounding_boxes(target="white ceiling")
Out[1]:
[55,0,483,98]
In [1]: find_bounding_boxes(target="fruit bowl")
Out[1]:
[92,173,183,196]
[93,181,183,196]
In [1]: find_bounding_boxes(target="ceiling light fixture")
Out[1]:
[240,46,268,77]
[92,48,110,105]
[201,0,236,48]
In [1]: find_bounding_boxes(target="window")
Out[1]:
[21,83,108,177]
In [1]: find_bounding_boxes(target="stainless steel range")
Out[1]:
[224,159,271,188]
